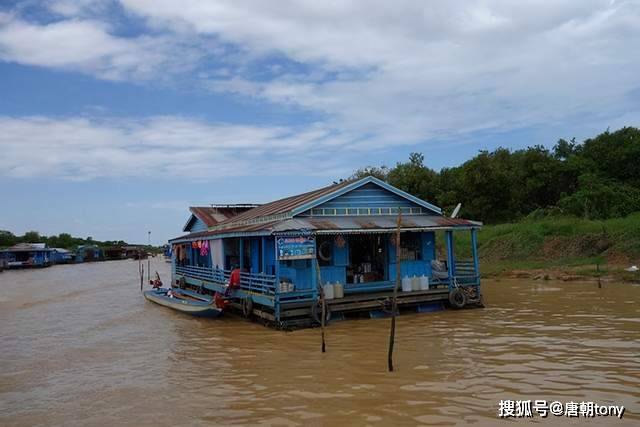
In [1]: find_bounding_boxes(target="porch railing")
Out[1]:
[239,272,277,295]
[175,265,276,295]
[454,260,477,277]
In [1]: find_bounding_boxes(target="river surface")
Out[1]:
[1,259,638,426]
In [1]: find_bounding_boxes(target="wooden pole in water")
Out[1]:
[597,263,602,288]
[147,231,151,285]
[388,209,402,372]
[139,256,144,292]
[315,258,326,353]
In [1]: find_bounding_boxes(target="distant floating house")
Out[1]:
[103,246,126,260]
[169,176,483,329]
[75,245,103,263]
[103,245,145,260]
[51,248,74,264]
[0,243,53,268]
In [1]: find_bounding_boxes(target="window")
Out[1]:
[400,233,422,261]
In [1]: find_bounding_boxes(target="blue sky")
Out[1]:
[1,0,639,244]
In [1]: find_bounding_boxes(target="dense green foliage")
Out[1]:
[0,230,128,250]
[351,127,640,223]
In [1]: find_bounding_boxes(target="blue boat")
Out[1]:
[143,288,223,318]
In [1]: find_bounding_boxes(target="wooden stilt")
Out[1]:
[139,256,144,292]
[388,209,402,372]
[315,258,326,353]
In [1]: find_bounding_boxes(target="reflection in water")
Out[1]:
[1,259,638,426]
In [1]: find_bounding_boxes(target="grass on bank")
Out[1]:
[438,213,640,277]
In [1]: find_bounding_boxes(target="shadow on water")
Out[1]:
[1,259,639,426]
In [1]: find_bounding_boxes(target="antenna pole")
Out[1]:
[147,231,151,285]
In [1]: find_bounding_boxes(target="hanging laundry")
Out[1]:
[200,240,209,257]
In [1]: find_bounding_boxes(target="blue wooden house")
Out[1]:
[51,248,74,264]
[75,245,103,263]
[169,176,482,328]
[0,243,53,268]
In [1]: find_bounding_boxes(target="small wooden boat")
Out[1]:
[143,288,223,318]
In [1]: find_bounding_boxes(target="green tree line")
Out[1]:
[0,230,128,250]
[350,127,640,223]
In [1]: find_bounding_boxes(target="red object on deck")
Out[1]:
[229,268,241,289]
[214,292,229,309]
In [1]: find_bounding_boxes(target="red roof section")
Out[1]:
[189,205,258,227]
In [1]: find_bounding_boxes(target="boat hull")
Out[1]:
[143,289,222,318]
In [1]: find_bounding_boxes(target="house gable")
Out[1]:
[183,215,208,233]
[295,178,442,217]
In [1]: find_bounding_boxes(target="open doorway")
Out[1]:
[347,234,387,284]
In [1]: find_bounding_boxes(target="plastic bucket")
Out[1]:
[323,283,335,299]
[419,275,430,290]
[401,276,412,292]
[333,282,344,299]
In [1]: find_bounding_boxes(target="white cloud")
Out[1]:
[117,0,640,144]
[0,12,206,81]
[0,116,355,180]
[0,1,639,176]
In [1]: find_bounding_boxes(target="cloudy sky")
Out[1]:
[1,0,639,243]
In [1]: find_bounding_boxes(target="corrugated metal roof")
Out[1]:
[169,177,480,243]
[170,215,480,243]
[273,216,480,233]
[189,205,258,228]
[51,248,72,253]
[214,180,354,228]
[1,243,51,252]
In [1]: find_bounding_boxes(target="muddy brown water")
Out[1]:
[1,259,639,426]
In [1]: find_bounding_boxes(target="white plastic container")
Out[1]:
[279,281,289,293]
[419,275,430,290]
[323,283,335,299]
[401,276,412,292]
[333,281,344,299]
[411,275,420,291]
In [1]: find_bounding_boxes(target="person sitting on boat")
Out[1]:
[149,272,163,289]
[167,289,175,298]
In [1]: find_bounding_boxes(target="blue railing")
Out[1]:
[240,272,277,295]
[175,265,276,295]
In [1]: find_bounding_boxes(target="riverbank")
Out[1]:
[452,213,640,283]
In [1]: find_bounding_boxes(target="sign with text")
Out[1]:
[277,235,316,260]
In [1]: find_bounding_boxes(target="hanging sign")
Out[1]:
[277,235,316,260]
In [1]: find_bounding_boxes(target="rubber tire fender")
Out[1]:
[449,288,467,309]
[311,301,331,325]
[242,297,254,318]
[318,241,332,262]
